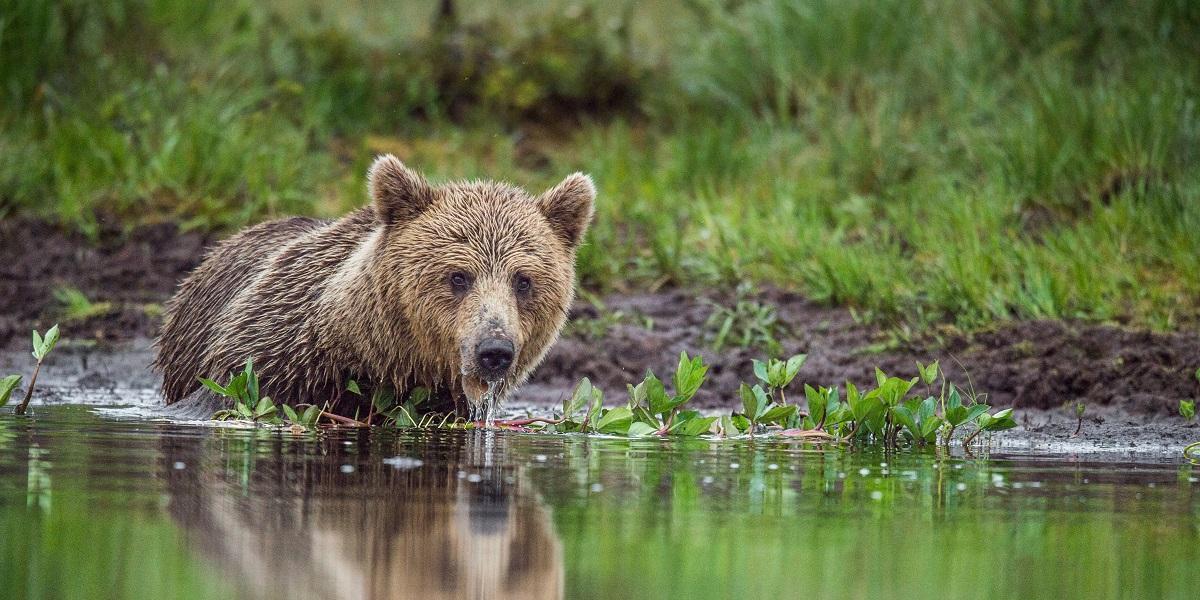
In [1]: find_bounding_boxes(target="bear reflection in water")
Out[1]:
[163,430,563,600]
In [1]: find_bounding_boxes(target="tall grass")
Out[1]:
[1,0,1197,329]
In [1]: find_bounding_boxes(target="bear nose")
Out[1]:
[476,337,515,379]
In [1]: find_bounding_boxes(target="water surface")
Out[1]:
[1,405,1197,599]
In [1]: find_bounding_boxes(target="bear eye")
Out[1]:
[513,273,533,297]
[449,271,473,294]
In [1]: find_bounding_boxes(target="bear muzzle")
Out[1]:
[475,337,515,380]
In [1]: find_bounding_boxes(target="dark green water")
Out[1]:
[1,405,1197,599]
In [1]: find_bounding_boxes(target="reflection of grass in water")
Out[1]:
[2,0,1198,330]
[531,438,1200,599]
[0,415,236,600]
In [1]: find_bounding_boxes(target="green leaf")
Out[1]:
[752,359,769,385]
[892,405,919,436]
[254,397,275,418]
[31,330,43,360]
[920,414,943,441]
[626,421,659,437]
[673,415,717,436]
[672,352,708,403]
[739,384,760,421]
[720,415,738,436]
[730,414,751,432]
[1180,399,1195,420]
[346,379,362,395]
[0,374,21,407]
[918,396,937,423]
[804,384,826,423]
[626,382,644,409]
[947,386,963,411]
[644,373,671,416]
[34,324,60,361]
[407,387,429,408]
[596,406,633,433]
[980,408,1017,432]
[197,377,229,397]
[586,385,605,426]
[917,360,939,385]
[302,405,321,425]
[758,404,796,425]
[783,354,807,385]
[565,378,594,417]
[245,359,259,404]
[875,367,887,387]
[964,403,990,424]
[373,386,397,412]
[632,406,660,428]
[282,404,299,423]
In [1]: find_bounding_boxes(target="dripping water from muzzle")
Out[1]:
[473,380,502,429]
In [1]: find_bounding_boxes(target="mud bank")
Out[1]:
[2,218,1198,428]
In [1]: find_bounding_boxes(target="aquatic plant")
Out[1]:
[202,359,282,424]
[751,354,806,405]
[2,325,60,416]
[201,349,1015,449]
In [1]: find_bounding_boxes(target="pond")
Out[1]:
[1,404,1198,599]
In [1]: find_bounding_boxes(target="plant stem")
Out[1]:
[320,410,370,428]
[14,360,42,416]
[656,409,678,436]
[963,428,983,448]
[1073,413,1083,437]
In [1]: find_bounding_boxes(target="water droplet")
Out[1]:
[956,483,967,491]
[340,465,355,474]
[730,463,740,469]
[767,463,779,470]
[172,461,186,470]
[870,491,883,500]
[858,468,870,476]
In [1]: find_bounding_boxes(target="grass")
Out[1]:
[2,0,1198,330]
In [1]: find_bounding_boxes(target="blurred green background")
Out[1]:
[1,0,1198,329]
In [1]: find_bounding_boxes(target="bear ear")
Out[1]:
[368,154,433,227]
[537,172,596,249]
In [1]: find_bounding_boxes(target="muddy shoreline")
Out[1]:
[2,219,1198,451]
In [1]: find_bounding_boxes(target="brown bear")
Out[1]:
[154,155,595,417]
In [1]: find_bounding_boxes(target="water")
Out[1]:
[1,405,1198,599]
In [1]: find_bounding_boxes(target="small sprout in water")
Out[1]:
[10,324,60,415]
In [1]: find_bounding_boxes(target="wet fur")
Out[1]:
[155,156,594,414]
